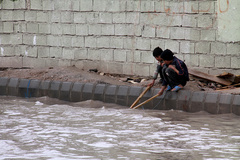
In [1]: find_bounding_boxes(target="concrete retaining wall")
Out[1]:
[0,77,239,115]
[0,0,240,77]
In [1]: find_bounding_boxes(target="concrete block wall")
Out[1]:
[0,0,239,77]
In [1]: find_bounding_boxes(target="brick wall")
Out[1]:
[0,0,239,76]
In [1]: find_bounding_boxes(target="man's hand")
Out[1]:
[168,65,179,74]
[148,79,155,87]
[157,86,167,96]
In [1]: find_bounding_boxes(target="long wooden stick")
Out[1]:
[129,86,151,109]
[133,94,159,109]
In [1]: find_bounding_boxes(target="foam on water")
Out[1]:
[0,96,240,160]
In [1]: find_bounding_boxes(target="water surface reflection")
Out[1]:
[0,96,239,160]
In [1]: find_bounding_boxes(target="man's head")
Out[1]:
[153,47,163,62]
[161,49,174,65]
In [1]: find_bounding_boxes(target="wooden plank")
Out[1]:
[188,68,232,86]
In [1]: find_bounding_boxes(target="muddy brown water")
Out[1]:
[0,96,239,160]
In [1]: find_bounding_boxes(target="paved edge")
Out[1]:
[0,77,239,115]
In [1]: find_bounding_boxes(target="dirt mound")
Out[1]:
[0,66,239,94]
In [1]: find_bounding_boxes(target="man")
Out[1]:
[158,49,189,96]
[148,47,164,87]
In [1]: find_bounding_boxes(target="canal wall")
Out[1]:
[0,0,240,77]
[0,77,239,115]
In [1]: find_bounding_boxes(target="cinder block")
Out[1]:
[232,95,240,116]
[197,15,213,28]
[218,94,233,114]
[25,11,37,21]
[204,92,220,114]
[8,78,20,96]
[182,15,197,27]
[116,85,129,107]
[70,82,84,102]
[102,24,114,36]
[26,23,38,33]
[113,13,126,23]
[164,40,179,53]
[0,77,9,95]
[39,80,51,97]
[190,91,205,112]
[200,29,216,41]
[184,28,200,41]
[177,90,192,112]
[63,24,76,35]
[152,88,165,110]
[61,12,73,23]
[93,84,106,102]
[0,57,23,68]
[140,1,154,12]
[39,23,51,34]
[3,22,13,33]
[211,42,227,56]
[97,37,111,48]
[215,56,231,68]
[199,55,215,68]
[105,85,118,103]
[37,12,49,23]
[128,86,143,106]
[80,0,92,11]
[18,79,31,98]
[1,10,13,21]
[136,38,151,50]
[31,0,42,10]
[135,64,150,77]
[48,81,61,99]
[28,79,41,97]
[106,62,123,74]
[164,91,178,110]
[13,10,24,21]
[82,83,95,101]
[59,82,73,101]
[0,34,22,45]
[170,27,185,40]
[138,87,153,110]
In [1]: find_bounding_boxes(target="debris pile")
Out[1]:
[189,69,240,91]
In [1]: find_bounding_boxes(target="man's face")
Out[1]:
[163,60,172,65]
[155,55,162,62]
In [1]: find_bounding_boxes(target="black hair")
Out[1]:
[153,47,163,57]
[161,49,174,61]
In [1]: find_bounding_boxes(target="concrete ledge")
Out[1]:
[105,85,118,103]
[177,90,192,112]
[128,86,143,106]
[218,93,233,114]
[18,79,31,98]
[93,84,106,101]
[0,77,9,95]
[8,78,20,96]
[59,82,73,101]
[152,88,165,110]
[0,77,239,116]
[82,83,95,101]
[189,91,205,113]
[116,85,129,106]
[204,92,220,114]
[48,81,62,99]
[28,79,41,97]
[39,80,51,97]
[232,95,240,116]
[70,82,84,102]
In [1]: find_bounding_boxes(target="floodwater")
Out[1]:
[0,96,239,160]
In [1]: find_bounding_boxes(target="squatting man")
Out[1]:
[148,47,189,96]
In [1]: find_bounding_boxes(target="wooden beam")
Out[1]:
[188,68,232,86]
